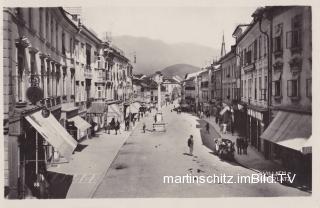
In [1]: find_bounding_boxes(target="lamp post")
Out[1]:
[155,71,163,111]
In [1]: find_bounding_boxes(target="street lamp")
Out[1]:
[197,75,202,112]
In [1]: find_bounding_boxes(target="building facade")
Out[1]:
[3,7,134,199]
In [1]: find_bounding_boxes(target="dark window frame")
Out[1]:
[287,79,300,97]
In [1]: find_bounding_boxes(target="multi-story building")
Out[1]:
[220,46,240,105]
[233,11,270,152]
[3,7,84,198]
[162,77,181,103]
[211,64,222,104]
[3,7,134,198]
[232,6,311,184]
[258,6,312,181]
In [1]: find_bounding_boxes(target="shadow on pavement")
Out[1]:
[74,144,88,152]
[46,171,73,199]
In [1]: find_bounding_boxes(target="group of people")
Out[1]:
[236,137,249,155]
[104,118,121,135]
[197,110,211,119]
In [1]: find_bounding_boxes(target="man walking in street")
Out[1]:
[236,138,242,155]
[187,135,194,156]
[115,120,120,135]
[243,139,248,155]
[143,122,146,133]
[206,122,210,133]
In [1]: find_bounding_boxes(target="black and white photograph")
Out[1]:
[1,0,318,206]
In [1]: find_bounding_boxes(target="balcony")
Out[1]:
[286,30,302,54]
[40,96,62,109]
[289,57,302,73]
[97,76,106,83]
[84,65,93,79]
[273,61,283,72]
[243,63,255,73]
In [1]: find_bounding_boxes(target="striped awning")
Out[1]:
[260,111,312,153]
[25,111,77,160]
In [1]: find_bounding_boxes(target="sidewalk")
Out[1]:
[202,116,283,173]
[47,118,144,198]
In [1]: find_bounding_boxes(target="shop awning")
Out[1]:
[220,106,230,116]
[260,111,312,153]
[25,111,77,160]
[88,102,107,115]
[68,116,91,131]
[130,102,141,114]
[107,104,122,118]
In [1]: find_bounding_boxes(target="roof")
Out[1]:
[185,69,206,80]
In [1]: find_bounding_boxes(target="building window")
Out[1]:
[273,23,283,53]
[286,30,302,49]
[241,80,243,97]
[86,44,91,66]
[97,86,102,98]
[258,36,262,59]
[253,39,257,61]
[17,51,24,102]
[50,19,54,45]
[56,23,59,50]
[287,79,299,97]
[306,78,312,97]
[292,14,303,29]
[264,36,267,56]
[70,37,73,56]
[254,78,257,100]
[62,32,66,55]
[273,36,283,52]
[272,80,282,97]
[248,79,252,99]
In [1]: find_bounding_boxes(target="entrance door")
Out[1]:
[264,140,271,159]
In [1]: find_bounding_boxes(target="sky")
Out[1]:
[81,6,257,51]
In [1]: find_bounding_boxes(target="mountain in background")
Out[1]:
[160,64,200,79]
[112,35,219,75]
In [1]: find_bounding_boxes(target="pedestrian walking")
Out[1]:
[243,139,248,155]
[236,138,241,155]
[154,114,157,123]
[125,119,129,131]
[104,121,108,133]
[206,122,210,133]
[115,120,120,135]
[187,135,194,156]
[142,123,146,133]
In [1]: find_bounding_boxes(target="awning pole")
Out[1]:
[35,132,38,175]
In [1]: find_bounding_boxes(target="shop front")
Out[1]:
[260,111,312,188]
[106,102,123,124]
[87,102,108,132]
[67,115,91,141]
[246,106,268,152]
[19,109,78,198]
[233,103,247,137]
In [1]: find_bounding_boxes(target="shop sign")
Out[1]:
[41,107,50,118]
[26,75,43,104]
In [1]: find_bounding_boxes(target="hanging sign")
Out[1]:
[26,75,43,104]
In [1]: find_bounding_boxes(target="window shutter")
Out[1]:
[272,81,275,96]
[287,80,292,97]
[286,31,292,48]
